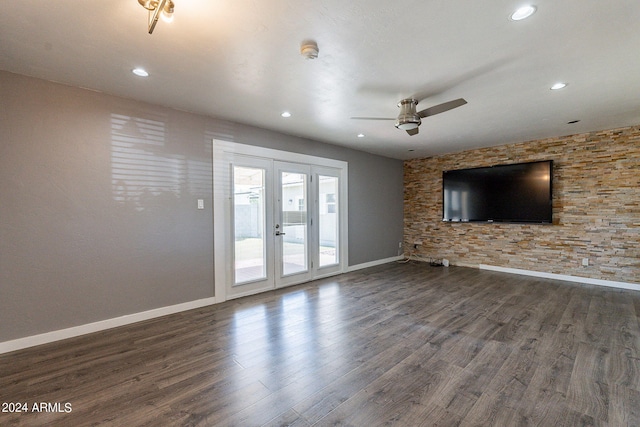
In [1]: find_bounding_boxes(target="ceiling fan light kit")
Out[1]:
[395,99,421,131]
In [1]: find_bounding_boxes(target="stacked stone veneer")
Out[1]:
[404,125,640,284]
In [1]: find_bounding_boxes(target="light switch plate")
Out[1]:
[197,199,204,210]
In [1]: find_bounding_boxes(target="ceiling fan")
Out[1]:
[352,97,467,136]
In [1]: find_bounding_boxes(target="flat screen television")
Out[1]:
[442,160,553,224]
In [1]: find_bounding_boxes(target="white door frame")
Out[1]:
[213,140,348,302]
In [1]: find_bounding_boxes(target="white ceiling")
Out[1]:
[2,1,640,160]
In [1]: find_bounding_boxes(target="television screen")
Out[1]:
[442,160,553,223]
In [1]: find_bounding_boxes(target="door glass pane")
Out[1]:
[319,175,339,267]
[281,172,307,276]
[234,166,266,284]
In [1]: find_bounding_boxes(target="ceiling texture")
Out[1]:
[1,1,640,160]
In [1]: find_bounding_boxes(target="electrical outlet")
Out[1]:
[582,257,589,267]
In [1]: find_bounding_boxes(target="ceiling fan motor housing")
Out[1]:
[395,98,421,130]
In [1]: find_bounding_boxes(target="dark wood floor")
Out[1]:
[2,262,640,426]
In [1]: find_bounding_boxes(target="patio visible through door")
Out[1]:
[214,141,347,301]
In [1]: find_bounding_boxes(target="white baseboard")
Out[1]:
[0,297,217,355]
[480,264,640,291]
[3,256,399,354]
[9,262,633,355]
[347,256,404,272]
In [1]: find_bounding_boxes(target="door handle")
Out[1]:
[275,231,286,236]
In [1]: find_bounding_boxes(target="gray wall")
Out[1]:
[0,71,404,342]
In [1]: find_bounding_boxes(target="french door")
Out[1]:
[214,141,347,301]
[274,161,312,287]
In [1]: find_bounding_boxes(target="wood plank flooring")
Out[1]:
[2,262,640,426]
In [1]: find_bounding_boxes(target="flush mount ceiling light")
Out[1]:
[138,0,175,34]
[510,5,537,21]
[550,82,568,90]
[281,111,291,118]
[300,40,319,59]
[357,133,365,138]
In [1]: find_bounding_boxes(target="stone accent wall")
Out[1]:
[404,125,640,284]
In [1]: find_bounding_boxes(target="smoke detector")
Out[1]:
[300,40,319,59]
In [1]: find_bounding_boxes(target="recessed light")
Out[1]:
[357,133,365,138]
[510,5,537,21]
[281,111,291,118]
[550,82,567,90]
[132,68,149,77]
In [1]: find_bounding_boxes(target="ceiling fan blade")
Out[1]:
[417,98,467,118]
[406,127,419,136]
[350,117,396,120]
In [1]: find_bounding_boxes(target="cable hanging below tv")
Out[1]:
[442,160,553,224]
